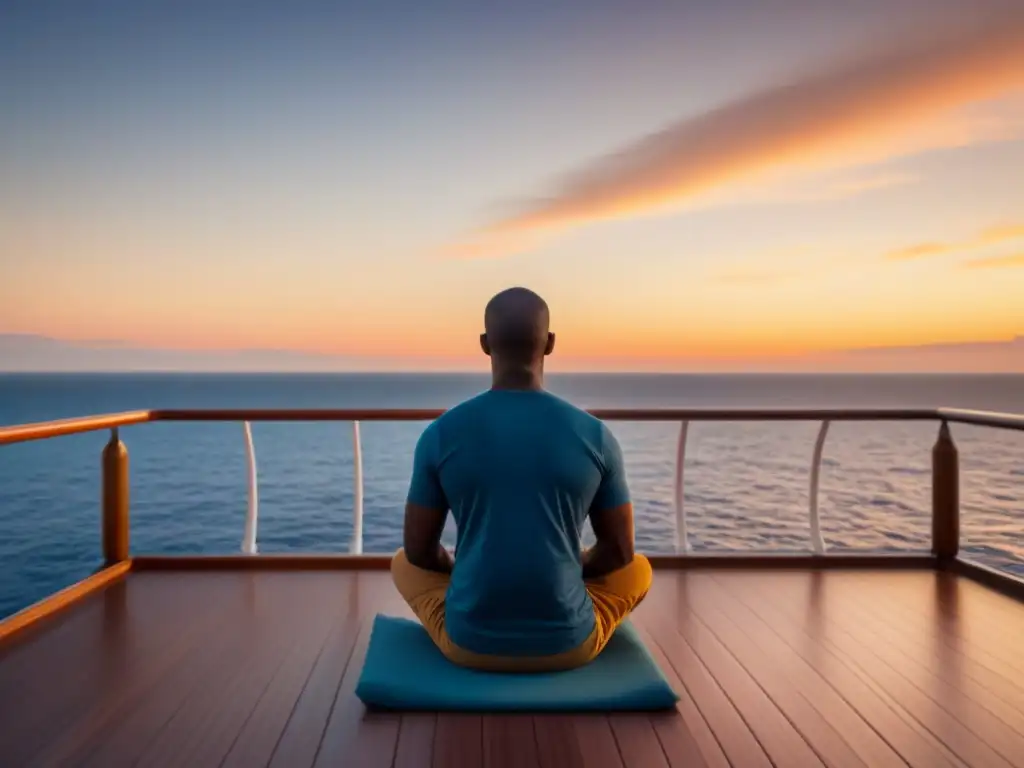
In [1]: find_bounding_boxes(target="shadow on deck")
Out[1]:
[2,568,1024,767]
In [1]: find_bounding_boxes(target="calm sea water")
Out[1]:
[1,372,1023,618]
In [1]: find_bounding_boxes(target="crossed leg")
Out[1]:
[390,548,652,672]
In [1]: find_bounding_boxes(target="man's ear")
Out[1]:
[480,333,491,356]
[544,332,556,356]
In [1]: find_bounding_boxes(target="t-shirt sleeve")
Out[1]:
[591,423,631,513]
[406,423,448,510]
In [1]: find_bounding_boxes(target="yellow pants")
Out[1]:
[390,548,653,672]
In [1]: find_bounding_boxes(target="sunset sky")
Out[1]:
[2,0,1023,371]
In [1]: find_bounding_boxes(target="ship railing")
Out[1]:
[3,406,1024,640]
[1,406,1021,561]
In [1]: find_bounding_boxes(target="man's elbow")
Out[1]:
[609,540,635,570]
[593,535,634,572]
[403,541,432,570]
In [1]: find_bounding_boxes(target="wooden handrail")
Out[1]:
[154,408,446,423]
[4,405,1019,448]
[938,408,1024,432]
[152,407,940,422]
[0,410,153,446]
[4,406,1024,447]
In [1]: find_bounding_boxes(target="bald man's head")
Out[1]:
[480,287,555,365]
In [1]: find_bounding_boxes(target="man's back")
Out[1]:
[407,389,630,657]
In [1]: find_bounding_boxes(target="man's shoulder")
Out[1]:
[424,392,489,440]
[542,391,604,427]
[434,391,490,423]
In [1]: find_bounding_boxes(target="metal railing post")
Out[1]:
[674,421,690,552]
[932,420,959,559]
[102,428,129,565]
[350,420,364,555]
[241,422,259,554]
[808,420,830,554]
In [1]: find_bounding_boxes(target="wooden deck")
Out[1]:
[3,569,1024,767]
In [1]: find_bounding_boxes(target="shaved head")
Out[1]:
[481,287,554,366]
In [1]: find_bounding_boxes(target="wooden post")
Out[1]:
[102,428,129,565]
[932,420,959,559]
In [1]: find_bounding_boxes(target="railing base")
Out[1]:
[132,554,395,571]
[647,553,935,569]
[945,557,1024,602]
[0,561,132,646]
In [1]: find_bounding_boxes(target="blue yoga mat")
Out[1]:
[355,614,679,712]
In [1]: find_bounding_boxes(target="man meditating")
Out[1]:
[391,287,652,672]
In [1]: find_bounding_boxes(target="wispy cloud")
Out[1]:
[979,223,1024,243]
[710,169,918,209]
[884,221,1024,261]
[447,17,1024,259]
[964,252,1024,269]
[719,218,1024,283]
[823,172,919,200]
[884,242,950,261]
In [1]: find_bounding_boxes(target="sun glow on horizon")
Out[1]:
[1,2,1023,372]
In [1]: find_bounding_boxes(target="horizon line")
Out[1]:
[1,369,1022,376]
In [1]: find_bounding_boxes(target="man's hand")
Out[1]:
[582,502,634,579]
[403,502,453,574]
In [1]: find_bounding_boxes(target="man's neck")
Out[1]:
[491,365,544,391]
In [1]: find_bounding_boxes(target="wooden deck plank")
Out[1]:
[483,715,541,768]
[851,572,1024,674]
[206,578,349,768]
[609,715,671,768]
[634,581,770,765]
[267,602,364,767]
[433,714,483,768]
[644,624,775,767]
[21,574,250,767]
[755,571,1024,764]
[533,716,585,768]
[821,573,1024,729]
[76,605,268,767]
[679,573,888,767]
[314,576,403,768]
[394,714,437,768]
[649,586,826,767]
[638,630,728,768]
[572,716,625,768]
[3,568,1024,767]
[0,579,178,762]
[933,572,1024,633]
[842,571,1024,704]
[740,572,1019,768]
[704,571,965,768]
[144,577,337,768]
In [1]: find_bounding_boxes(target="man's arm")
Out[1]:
[403,502,453,573]
[404,426,454,574]
[582,425,635,579]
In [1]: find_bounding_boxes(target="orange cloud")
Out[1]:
[964,252,1024,269]
[449,16,1024,258]
[884,242,953,261]
[885,221,1024,261]
[979,223,1024,243]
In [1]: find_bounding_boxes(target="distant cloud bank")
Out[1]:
[447,15,1024,259]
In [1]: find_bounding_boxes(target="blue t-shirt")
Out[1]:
[406,389,631,657]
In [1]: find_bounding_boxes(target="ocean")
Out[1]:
[1,372,1023,619]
